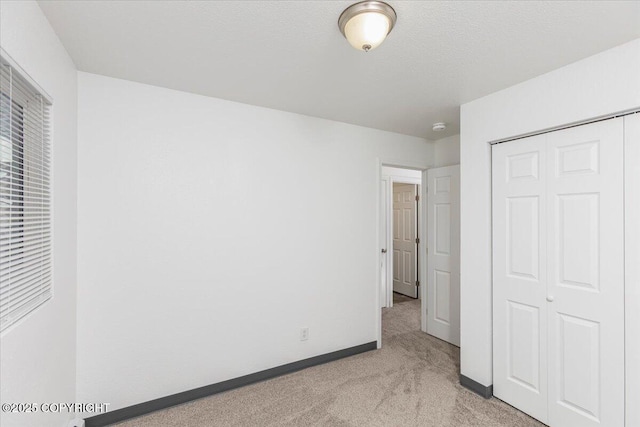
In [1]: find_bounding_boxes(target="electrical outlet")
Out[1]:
[300,327,309,341]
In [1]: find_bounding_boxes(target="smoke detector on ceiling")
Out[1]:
[432,122,446,132]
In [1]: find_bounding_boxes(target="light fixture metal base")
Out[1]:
[338,1,397,38]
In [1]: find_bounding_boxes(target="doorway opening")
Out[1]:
[377,163,461,350]
[391,182,420,301]
[379,166,425,346]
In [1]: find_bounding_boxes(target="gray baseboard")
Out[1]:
[84,341,377,427]
[460,374,493,399]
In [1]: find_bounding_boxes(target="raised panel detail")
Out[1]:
[507,197,539,280]
[507,151,539,182]
[557,313,600,421]
[403,190,415,203]
[435,176,451,194]
[403,209,412,241]
[393,208,400,240]
[557,141,599,176]
[434,270,450,324]
[434,204,451,255]
[507,301,540,392]
[393,250,400,281]
[558,194,599,291]
[403,251,413,286]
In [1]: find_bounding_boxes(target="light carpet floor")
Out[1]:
[114,300,544,426]
[392,292,416,304]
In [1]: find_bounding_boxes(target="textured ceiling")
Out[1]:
[38,1,640,139]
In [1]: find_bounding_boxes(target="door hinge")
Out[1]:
[415,195,420,201]
[416,280,420,287]
[415,237,420,244]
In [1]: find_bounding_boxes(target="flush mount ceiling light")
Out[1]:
[338,1,397,52]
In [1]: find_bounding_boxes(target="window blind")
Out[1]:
[0,56,52,332]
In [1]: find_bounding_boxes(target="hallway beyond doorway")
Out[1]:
[393,291,415,304]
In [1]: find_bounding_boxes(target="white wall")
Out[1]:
[459,37,640,392]
[434,134,460,167]
[0,2,78,427]
[76,72,433,411]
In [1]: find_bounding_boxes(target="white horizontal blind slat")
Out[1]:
[0,270,52,308]
[0,269,52,301]
[1,249,52,276]
[1,287,51,317]
[1,231,52,248]
[0,261,52,287]
[0,57,52,332]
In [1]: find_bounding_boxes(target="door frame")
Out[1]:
[376,159,429,348]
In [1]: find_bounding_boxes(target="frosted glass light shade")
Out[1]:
[344,12,390,52]
[338,1,397,52]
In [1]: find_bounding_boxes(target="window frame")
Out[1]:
[0,49,54,333]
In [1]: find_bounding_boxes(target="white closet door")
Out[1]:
[492,118,625,427]
[492,135,549,423]
[427,165,460,346]
[546,119,624,427]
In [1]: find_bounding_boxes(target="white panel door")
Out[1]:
[624,113,640,427]
[393,184,417,298]
[492,118,625,427]
[493,136,549,423]
[546,119,624,427]
[427,165,460,346]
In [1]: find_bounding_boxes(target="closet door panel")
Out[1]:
[492,135,548,423]
[547,118,624,427]
[493,118,625,427]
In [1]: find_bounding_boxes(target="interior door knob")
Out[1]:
[546,296,555,302]
[381,249,387,253]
